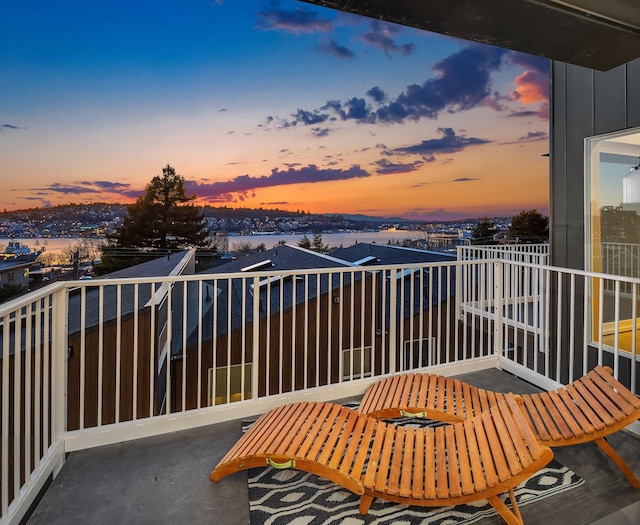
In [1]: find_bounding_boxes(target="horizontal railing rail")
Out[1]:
[457,243,550,266]
[2,252,640,525]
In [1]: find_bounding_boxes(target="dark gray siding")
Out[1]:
[551,59,640,269]
[551,60,640,382]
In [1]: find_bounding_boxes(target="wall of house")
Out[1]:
[66,308,156,430]
[0,264,30,289]
[172,278,467,411]
[551,59,640,383]
[551,58,640,269]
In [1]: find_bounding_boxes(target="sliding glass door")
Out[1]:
[586,129,640,354]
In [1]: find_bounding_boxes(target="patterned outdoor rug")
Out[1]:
[248,458,582,525]
[244,405,584,525]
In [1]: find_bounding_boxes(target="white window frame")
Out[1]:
[403,337,437,369]
[341,345,372,380]
[208,363,252,406]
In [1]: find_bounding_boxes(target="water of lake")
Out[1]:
[0,230,424,255]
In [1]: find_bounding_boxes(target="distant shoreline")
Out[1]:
[0,230,447,254]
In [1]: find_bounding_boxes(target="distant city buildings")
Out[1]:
[0,203,512,246]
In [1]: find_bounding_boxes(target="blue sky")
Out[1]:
[0,0,550,219]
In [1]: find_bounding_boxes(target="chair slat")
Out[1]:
[589,373,634,418]
[564,383,603,431]
[595,367,640,409]
[556,388,592,436]
[547,390,584,438]
[400,428,415,498]
[492,400,525,474]
[462,418,486,492]
[349,417,376,478]
[435,426,449,499]
[398,374,413,409]
[297,403,335,457]
[332,414,362,472]
[306,404,341,460]
[318,407,354,464]
[581,376,622,423]
[374,425,396,493]
[445,424,461,498]
[481,409,509,483]
[455,421,474,495]
[473,412,498,487]
[362,422,387,489]
[424,428,436,499]
[387,426,405,496]
[531,393,566,440]
[411,429,425,500]
[521,394,552,441]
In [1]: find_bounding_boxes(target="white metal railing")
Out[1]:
[601,242,640,293]
[2,255,639,525]
[0,283,67,525]
[602,242,640,277]
[463,260,640,394]
[457,243,550,265]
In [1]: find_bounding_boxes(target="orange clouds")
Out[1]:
[512,70,548,104]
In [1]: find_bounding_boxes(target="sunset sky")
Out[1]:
[1,0,550,220]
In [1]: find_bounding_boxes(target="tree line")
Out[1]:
[471,210,549,245]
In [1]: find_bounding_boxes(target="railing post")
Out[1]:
[388,269,397,373]
[252,276,260,400]
[51,285,68,474]
[493,262,504,360]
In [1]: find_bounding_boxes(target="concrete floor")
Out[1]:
[27,369,640,525]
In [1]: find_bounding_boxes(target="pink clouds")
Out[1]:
[512,70,548,104]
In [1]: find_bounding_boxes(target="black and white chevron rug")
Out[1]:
[245,407,584,525]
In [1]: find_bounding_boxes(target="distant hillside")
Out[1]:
[0,203,127,222]
[0,203,413,225]
[0,202,509,227]
[202,205,305,219]
[329,213,416,223]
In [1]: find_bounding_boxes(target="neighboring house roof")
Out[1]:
[0,259,37,358]
[0,259,34,272]
[332,243,456,266]
[213,244,349,273]
[101,250,192,279]
[68,250,194,335]
[181,244,352,351]
[182,243,459,351]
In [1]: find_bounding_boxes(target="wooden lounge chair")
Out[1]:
[358,365,640,489]
[211,395,553,524]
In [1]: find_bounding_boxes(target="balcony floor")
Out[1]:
[27,369,640,525]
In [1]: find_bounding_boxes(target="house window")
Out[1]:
[342,346,372,379]
[403,337,436,369]
[7,271,13,282]
[208,363,252,405]
[586,128,640,353]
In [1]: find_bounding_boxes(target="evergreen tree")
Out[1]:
[298,232,328,252]
[471,218,498,245]
[509,210,549,243]
[98,164,211,274]
[0,283,27,304]
[114,164,209,249]
[311,232,328,253]
[298,234,311,249]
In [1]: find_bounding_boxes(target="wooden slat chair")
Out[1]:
[211,395,553,524]
[358,365,640,489]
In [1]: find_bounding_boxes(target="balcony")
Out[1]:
[1,245,639,524]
